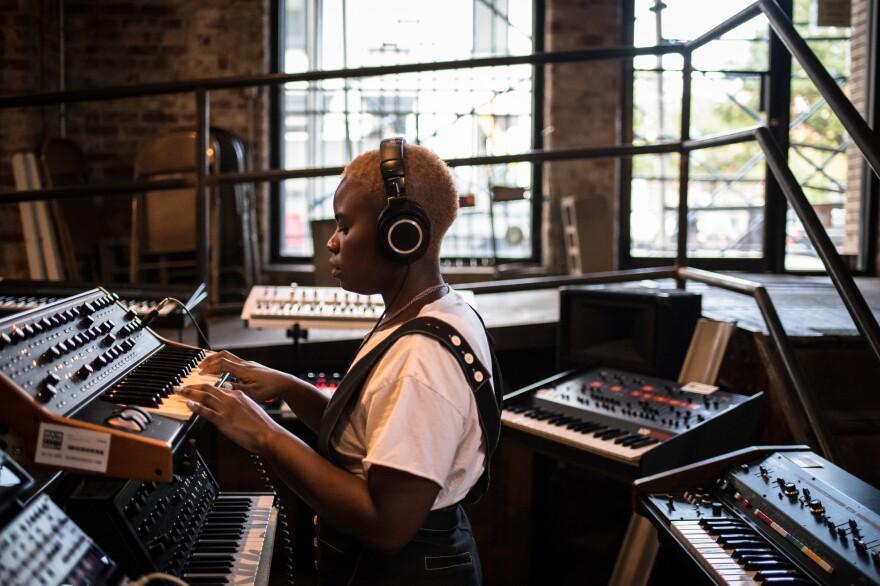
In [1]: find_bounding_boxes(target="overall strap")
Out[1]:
[317,316,503,501]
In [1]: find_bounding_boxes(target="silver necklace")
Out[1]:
[381,283,448,325]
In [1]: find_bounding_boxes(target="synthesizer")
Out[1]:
[0,493,118,586]
[241,284,478,330]
[0,280,207,330]
[0,287,227,482]
[65,450,276,585]
[0,450,118,586]
[502,366,764,476]
[634,446,880,585]
[261,371,343,419]
[241,285,384,329]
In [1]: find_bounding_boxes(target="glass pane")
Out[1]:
[630,153,680,257]
[633,70,683,143]
[690,72,764,136]
[785,0,854,271]
[688,143,765,258]
[631,0,769,261]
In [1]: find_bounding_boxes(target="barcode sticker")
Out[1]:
[34,422,110,473]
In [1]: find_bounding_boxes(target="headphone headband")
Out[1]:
[379,137,407,197]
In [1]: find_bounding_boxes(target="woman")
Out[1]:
[178,138,501,584]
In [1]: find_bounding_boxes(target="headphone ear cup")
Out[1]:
[377,198,431,262]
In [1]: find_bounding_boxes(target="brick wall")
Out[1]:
[0,0,61,277]
[0,0,269,279]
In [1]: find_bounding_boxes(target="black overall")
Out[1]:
[315,316,503,585]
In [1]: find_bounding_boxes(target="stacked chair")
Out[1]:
[129,127,259,303]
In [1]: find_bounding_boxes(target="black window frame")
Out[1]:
[618,0,878,275]
[268,0,545,268]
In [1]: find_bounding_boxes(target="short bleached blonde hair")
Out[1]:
[341,142,458,260]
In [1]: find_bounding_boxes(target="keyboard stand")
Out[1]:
[608,513,660,586]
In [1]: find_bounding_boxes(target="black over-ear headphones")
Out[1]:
[377,137,431,263]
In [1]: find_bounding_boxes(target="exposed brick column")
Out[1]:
[543,0,622,273]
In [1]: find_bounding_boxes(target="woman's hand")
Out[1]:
[198,350,295,403]
[177,383,280,453]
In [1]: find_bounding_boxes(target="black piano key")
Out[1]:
[184,570,235,581]
[188,553,236,563]
[547,415,578,426]
[720,539,767,548]
[737,553,787,563]
[618,434,648,446]
[594,428,627,440]
[185,559,235,568]
[105,395,160,407]
[762,576,815,584]
[532,410,557,421]
[743,559,795,571]
[717,533,760,545]
[201,507,247,516]
[200,520,246,529]
[569,422,604,433]
[199,531,244,544]
[212,516,249,524]
[627,437,659,448]
[754,569,801,578]
[698,518,736,526]
[706,524,751,533]
[731,548,776,560]
[701,520,749,529]
[198,528,245,537]
[198,534,243,542]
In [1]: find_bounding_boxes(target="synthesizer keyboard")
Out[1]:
[241,284,477,330]
[65,452,276,585]
[0,287,226,482]
[0,280,207,330]
[241,285,384,329]
[635,446,880,585]
[502,367,764,476]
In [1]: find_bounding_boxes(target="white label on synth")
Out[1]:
[34,422,110,473]
[680,381,719,395]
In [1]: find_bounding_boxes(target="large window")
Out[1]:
[274,0,536,264]
[626,0,859,271]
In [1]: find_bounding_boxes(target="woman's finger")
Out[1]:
[185,397,219,421]
[176,384,224,408]
[199,350,239,369]
[201,356,248,377]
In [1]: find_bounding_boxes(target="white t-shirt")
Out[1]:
[330,289,493,509]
